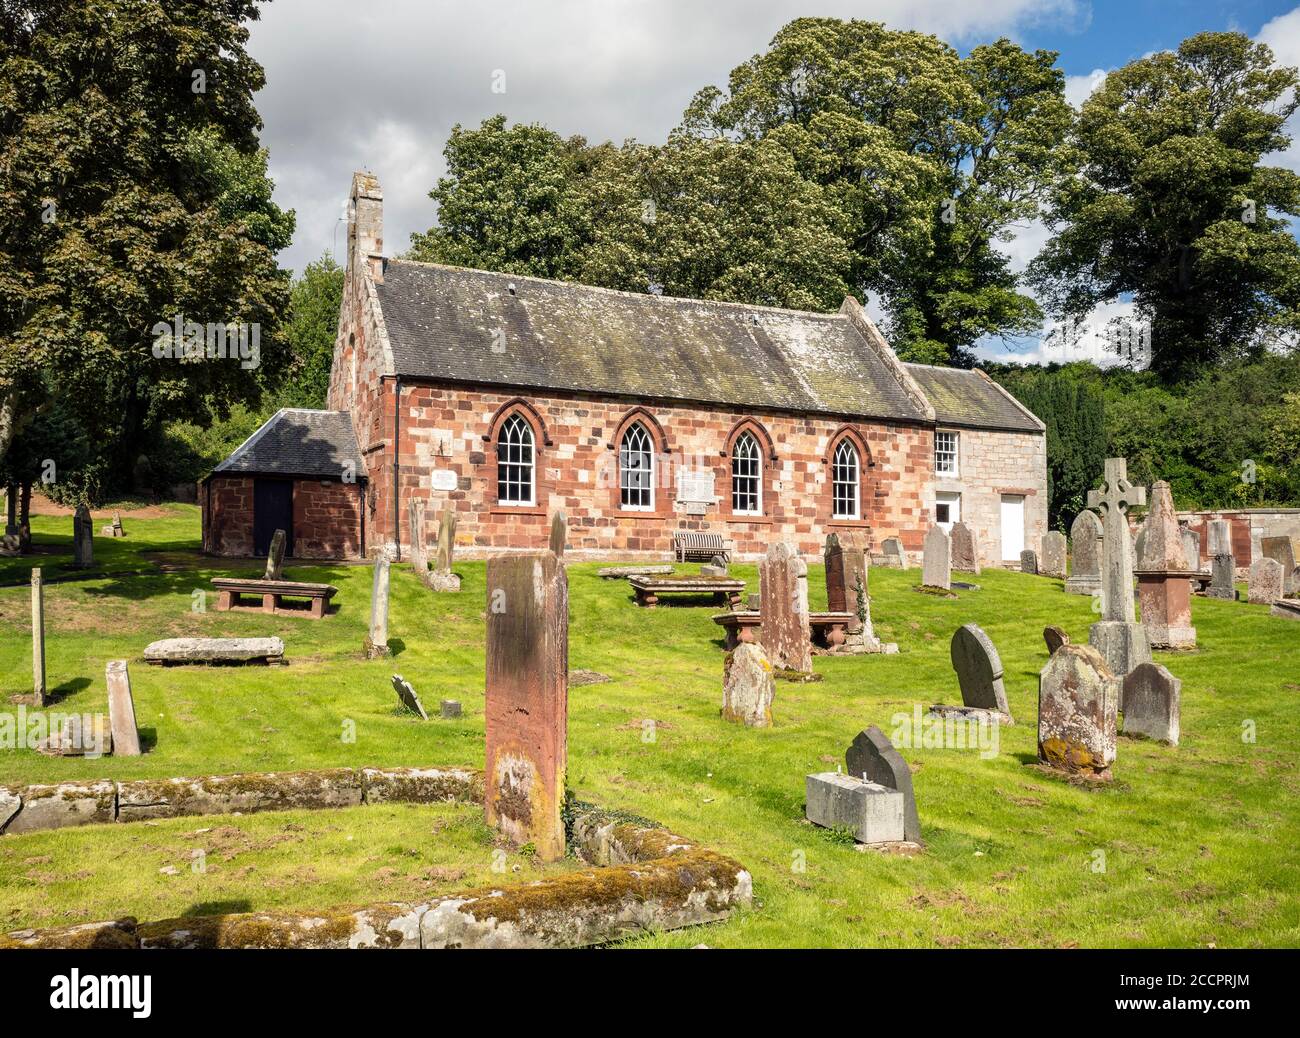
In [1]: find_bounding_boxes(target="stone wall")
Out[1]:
[201,475,365,559]
[1177,508,1300,570]
[201,475,254,556]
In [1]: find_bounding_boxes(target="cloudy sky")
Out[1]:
[246,0,1300,366]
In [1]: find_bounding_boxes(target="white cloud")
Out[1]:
[1064,67,1107,107]
[1257,6,1300,175]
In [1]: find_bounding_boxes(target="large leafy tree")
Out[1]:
[1029,32,1300,380]
[0,0,293,489]
[275,253,344,409]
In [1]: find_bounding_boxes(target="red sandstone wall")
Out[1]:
[293,480,364,559]
[203,476,254,556]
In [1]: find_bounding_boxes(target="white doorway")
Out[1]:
[935,492,961,532]
[1000,495,1025,560]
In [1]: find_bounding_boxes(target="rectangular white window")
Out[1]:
[935,430,958,477]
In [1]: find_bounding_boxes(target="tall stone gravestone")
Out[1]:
[931,623,1012,723]
[845,726,920,844]
[722,642,775,728]
[105,660,142,756]
[1086,458,1151,676]
[1134,480,1197,650]
[824,533,877,650]
[760,542,811,673]
[1182,528,1204,574]
[72,505,94,568]
[921,524,950,590]
[950,522,980,574]
[408,499,428,580]
[264,529,286,580]
[1121,662,1180,746]
[1038,643,1119,781]
[1206,519,1238,601]
[549,510,567,557]
[31,568,46,707]
[1041,532,1067,579]
[1248,558,1283,605]
[484,551,568,861]
[364,553,391,659]
[428,506,460,591]
[1065,509,1103,597]
[1262,537,1298,596]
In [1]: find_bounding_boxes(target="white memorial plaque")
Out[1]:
[676,468,716,505]
[430,470,458,491]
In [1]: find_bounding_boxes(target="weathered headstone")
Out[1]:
[1134,480,1197,650]
[364,553,391,659]
[1181,527,1203,572]
[1037,643,1119,780]
[264,529,286,580]
[950,522,981,574]
[759,542,811,673]
[548,510,567,557]
[845,726,920,844]
[1020,549,1038,575]
[1206,519,1238,600]
[1120,662,1180,746]
[440,699,462,719]
[31,568,46,706]
[921,524,951,590]
[408,498,428,578]
[824,533,875,647]
[72,505,94,568]
[1208,518,1233,557]
[1040,532,1067,579]
[143,637,284,665]
[1064,509,1104,597]
[1086,458,1152,677]
[484,551,568,861]
[1262,536,1298,595]
[881,537,906,569]
[1248,557,1283,605]
[391,674,429,720]
[941,623,1012,721]
[105,660,142,757]
[721,642,775,727]
[1043,625,1070,655]
[428,505,461,591]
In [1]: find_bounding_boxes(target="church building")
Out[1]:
[201,172,1047,565]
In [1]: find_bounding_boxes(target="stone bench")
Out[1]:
[212,578,338,619]
[711,610,857,650]
[628,575,745,608]
[144,637,286,666]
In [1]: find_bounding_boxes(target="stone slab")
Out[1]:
[805,772,905,844]
[144,637,285,665]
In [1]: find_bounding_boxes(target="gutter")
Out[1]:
[392,376,402,562]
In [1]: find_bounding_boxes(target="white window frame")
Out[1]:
[619,422,655,511]
[496,413,536,506]
[832,439,860,520]
[731,432,762,516]
[935,430,959,478]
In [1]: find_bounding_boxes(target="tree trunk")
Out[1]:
[18,481,32,551]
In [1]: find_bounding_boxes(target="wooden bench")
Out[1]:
[711,610,857,651]
[672,531,734,564]
[212,578,338,619]
[628,575,745,608]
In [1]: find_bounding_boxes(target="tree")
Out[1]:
[276,254,345,409]
[1029,32,1300,380]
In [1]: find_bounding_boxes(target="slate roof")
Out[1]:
[375,261,929,423]
[211,409,365,480]
[903,364,1044,434]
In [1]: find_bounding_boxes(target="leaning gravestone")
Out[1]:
[759,542,811,673]
[1020,549,1039,575]
[1262,537,1298,596]
[921,525,951,590]
[1121,662,1180,746]
[845,726,920,844]
[31,568,46,707]
[364,553,391,659]
[881,537,906,569]
[721,642,775,728]
[72,505,94,568]
[484,551,568,861]
[391,674,429,720]
[932,623,1012,723]
[950,522,980,574]
[1065,509,1104,597]
[264,529,286,580]
[549,510,567,557]
[1041,532,1067,579]
[1037,643,1119,780]
[1248,558,1283,605]
[1043,625,1070,656]
[105,660,142,757]
[1086,458,1151,677]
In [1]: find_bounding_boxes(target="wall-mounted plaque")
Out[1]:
[676,468,716,506]
[430,470,458,492]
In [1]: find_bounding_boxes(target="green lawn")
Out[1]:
[2,508,1298,947]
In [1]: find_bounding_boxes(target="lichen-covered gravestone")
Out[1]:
[1086,458,1151,677]
[721,642,775,727]
[264,528,286,581]
[1261,536,1298,596]
[1134,480,1197,650]
[950,522,980,574]
[391,674,429,720]
[1020,549,1038,575]
[759,542,811,673]
[921,524,950,590]
[1041,532,1067,579]
[31,568,46,707]
[484,551,568,861]
[1120,662,1180,746]
[845,726,920,844]
[1065,509,1103,597]
[105,660,141,756]
[932,623,1012,723]
[1037,643,1119,781]
[1248,558,1283,605]
[72,505,94,568]
[364,553,391,659]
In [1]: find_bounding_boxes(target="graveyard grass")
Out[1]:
[2,508,1298,947]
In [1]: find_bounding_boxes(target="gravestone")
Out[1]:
[1181,528,1203,572]
[100,512,124,537]
[428,506,460,591]
[805,773,904,845]
[1065,509,1104,597]
[364,553,391,659]
[1020,549,1038,575]
[1248,558,1283,605]
[1261,537,1298,595]
[391,674,429,720]
[921,525,951,590]
[31,568,46,707]
[759,542,811,673]
[549,510,567,557]
[408,498,428,579]
[440,699,462,719]
[950,522,980,574]
[1121,662,1180,746]
[264,529,286,580]
[940,623,1012,722]
[1041,532,1067,579]
[1208,518,1233,557]
[721,642,775,728]
[1206,519,1238,600]
[1043,624,1071,655]
[1134,481,1196,650]
[1086,458,1152,677]
[824,533,875,647]
[484,551,568,861]
[1037,643,1119,780]
[105,660,142,757]
[143,637,284,665]
[845,726,920,844]
[72,505,94,568]
[881,537,906,569]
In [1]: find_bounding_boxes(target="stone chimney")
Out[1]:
[348,170,384,284]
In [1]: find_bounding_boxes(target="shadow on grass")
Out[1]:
[180,900,253,918]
